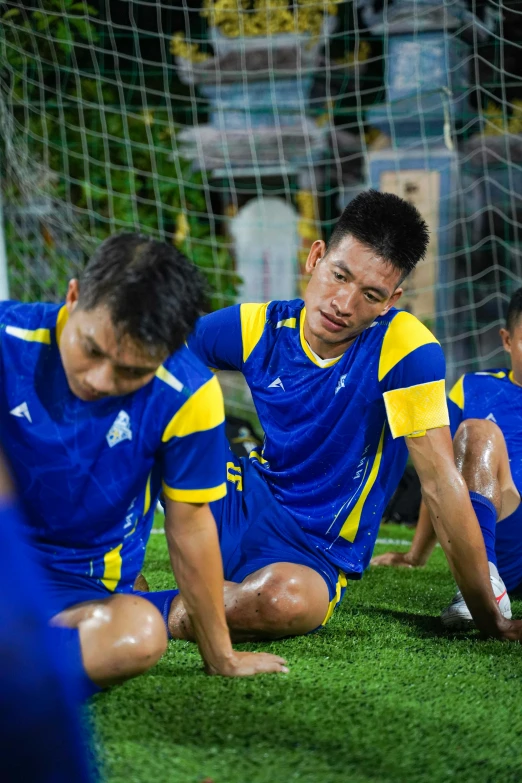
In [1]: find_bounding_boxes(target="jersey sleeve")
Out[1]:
[160,375,227,503]
[447,374,465,437]
[187,302,269,371]
[379,311,449,439]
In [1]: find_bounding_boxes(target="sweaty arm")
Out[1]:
[161,374,286,675]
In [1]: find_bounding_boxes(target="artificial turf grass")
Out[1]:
[93,522,522,783]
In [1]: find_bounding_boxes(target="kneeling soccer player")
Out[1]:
[373,287,522,628]
[0,233,286,697]
[163,190,522,643]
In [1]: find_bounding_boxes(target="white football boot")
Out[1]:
[441,561,512,629]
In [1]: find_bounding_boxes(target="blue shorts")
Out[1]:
[39,568,178,627]
[210,456,347,625]
[496,501,522,593]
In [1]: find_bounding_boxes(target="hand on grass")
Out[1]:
[206,651,289,677]
[371,551,418,568]
[493,618,522,642]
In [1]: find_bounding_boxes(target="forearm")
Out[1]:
[423,475,505,635]
[166,509,234,672]
[408,500,438,565]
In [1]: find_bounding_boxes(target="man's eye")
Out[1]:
[365,293,378,303]
[334,272,345,282]
[85,344,102,358]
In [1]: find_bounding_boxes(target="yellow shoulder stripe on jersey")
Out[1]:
[56,304,69,344]
[156,364,184,392]
[299,308,343,368]
[340,425,386,542]
[276,317,297,329]
[378,311,438,382]
[162,482,227,503]
[448,374,465,410]
[162,375,224,441]
[241,302,270,364]
[321,571,348,625]
[383,379,449,439]
[101,543,123,591]
[5,325,51,344]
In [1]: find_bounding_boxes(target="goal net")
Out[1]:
[1,0,521,417]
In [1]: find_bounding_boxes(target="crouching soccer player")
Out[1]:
[0,233,286,698]
[161,190,522,643]
[373,287,522,628]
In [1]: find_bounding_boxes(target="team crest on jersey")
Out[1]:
[335,374,347,394]
[106,410,132,448]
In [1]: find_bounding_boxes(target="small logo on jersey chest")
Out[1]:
[10,402,32,423]
[486,412,498,423]
[268,377,285,391]
[335,374,347,394]
[106,410,132,448]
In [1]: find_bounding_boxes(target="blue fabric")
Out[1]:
[496,502,522,592]
[0,499,92,782]
[469,491,498,568]
[52,626,101,700]
[0,301,226,594]
[39,567,179,635]
[210,455,346,609]
[190,300,447,576]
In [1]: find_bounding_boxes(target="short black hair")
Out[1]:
[327,190,429,279]
[78,233,207,355]
[506,287,522,333]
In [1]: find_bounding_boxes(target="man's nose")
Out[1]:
[84,361,116,394]
[332,283,357,316]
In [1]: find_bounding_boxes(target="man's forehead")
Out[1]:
[77,307,165,367]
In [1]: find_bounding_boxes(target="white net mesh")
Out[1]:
[1,0,522,416]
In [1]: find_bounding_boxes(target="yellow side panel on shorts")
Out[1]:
[383,379,449,439]
[448,374,465,410]
[101,544,123,591]
[339,425,386,543]
[378,311,438,382]
[322,572,348,626]
[162,482,227,503]
[240,302,269,364]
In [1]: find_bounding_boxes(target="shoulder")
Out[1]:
[0,301,62,345]
[156,346,224,438]
[448,369,509,410]
[377,309,440,382]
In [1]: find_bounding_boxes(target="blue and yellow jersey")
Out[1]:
[448,369,522,488]
[0,301,226,592]
[188,299,448,576]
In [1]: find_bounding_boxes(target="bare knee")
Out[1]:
[79,595,167,686]
[252,572,316,635]
[454,418,503,457]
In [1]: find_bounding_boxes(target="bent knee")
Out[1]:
[255,574,320,634]
[85,595,167,679]
[454,417,503,446]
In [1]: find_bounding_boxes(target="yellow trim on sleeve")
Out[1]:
[162,375,224,442]
[162,482,227,503]
[448,374,465,410]
[299,308,343,368]
[55,305,69,344]
[101,544,123,591]
[156,364,184,392]
[5,325,51,344]
[240,302,270,364]
[321,571,348,625]
[378,311,439,382]
[339,425,386,543]
[249,449,269,465]
[383,379,449,439]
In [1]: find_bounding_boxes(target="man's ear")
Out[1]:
[380,287,403,316]
[65,279,80,314]
[305,240,327,275]
[500,327,512,354]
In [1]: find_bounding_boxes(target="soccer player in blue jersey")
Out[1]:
[0,449,92,782]
[0,233,286,697]
[163,189,522,644]
[373,287,522,627]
